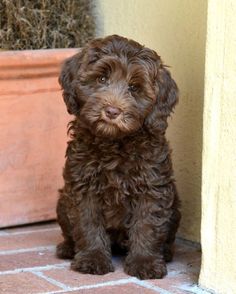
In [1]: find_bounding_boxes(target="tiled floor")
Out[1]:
[0,222,207,294]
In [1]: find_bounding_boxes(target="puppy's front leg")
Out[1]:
[124,197,171,280]
[71,194,114,275]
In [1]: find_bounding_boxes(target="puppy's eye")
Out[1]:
[98,76,107,84]
[128,84,138,93]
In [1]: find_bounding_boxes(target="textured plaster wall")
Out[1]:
[199,0,236,293]
[95,0,207,242]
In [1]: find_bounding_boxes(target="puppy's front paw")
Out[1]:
[124,255,167,280]
[71,250,114,275]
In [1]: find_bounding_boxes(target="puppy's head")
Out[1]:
[59,35,178,137]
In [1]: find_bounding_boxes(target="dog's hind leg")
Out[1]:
[163,208,181,262]
[56,190,75,259]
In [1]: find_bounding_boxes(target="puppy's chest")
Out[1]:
[67,135,170,201]
[75,140,159,196]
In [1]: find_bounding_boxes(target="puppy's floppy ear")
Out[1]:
[156,66,179,116]
[145,64,179,132]
[59,51,83,115]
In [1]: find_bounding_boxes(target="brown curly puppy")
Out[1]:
[56,35,181,280]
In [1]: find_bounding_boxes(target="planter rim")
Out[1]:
[0,48,80,80]
[0,48,79,68]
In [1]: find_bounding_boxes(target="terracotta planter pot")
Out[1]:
[0,49,77,228]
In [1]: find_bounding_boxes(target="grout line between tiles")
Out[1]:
[0,227,59,236]
[33,271,73,292]
[0,262,70,275]
[133,278,173,294]
[36,277,137,294]
[0,231,9,236]
[178,283,213,294]
[0,245,56,255]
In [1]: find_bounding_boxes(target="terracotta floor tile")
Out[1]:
[43,265,128,289]
[0,272,60,294]
[168,246,201,275]
[150,274,197,294]
[0,229,62,251]
[0,248,66,272]
[62,283,160,294]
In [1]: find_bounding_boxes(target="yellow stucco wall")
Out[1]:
[95,0,207,242]
[199,0,236,293]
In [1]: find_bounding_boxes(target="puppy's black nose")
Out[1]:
[105,106,121,119]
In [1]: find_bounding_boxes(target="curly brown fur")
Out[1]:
[56,35,181,279]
